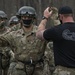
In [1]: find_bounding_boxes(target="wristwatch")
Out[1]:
[42,16,48,20]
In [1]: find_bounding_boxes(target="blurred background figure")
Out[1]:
[8,16,20,27]
[0,10,14,75]
[46,7,60,28]
[50,7,60,26]
[44,7,60,75]
[0,10,8,33]
[8,16,21,31]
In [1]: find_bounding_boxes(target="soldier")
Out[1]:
[0,10,8,34]
[44,7,60,75]
[8,16,20,27]
[8,16,21,31]
[0,6,49,75]
[0,10,14,75]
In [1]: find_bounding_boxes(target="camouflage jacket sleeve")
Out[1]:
[0,31,15,53]
[10,23,21,31]
[9,50,15,62]
[0,32,15,62]
[44,42,54,66]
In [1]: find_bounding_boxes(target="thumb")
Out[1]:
[49,10,53,16]
[49,10,53,14]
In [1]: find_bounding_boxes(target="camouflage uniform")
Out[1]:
[44,7,60,75]
[0,25,48,75]
[0,10,14,75]
[0,26,14,75]
[10,23,21,31]
[43,42,54,75]
[0,45,14,75]
[52,66,75,75]
[0,29,14,75]
[50,7,60,26]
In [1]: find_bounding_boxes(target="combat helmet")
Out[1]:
[16,6,37,19]
[0,10,7,19]
[8,16,20,26]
